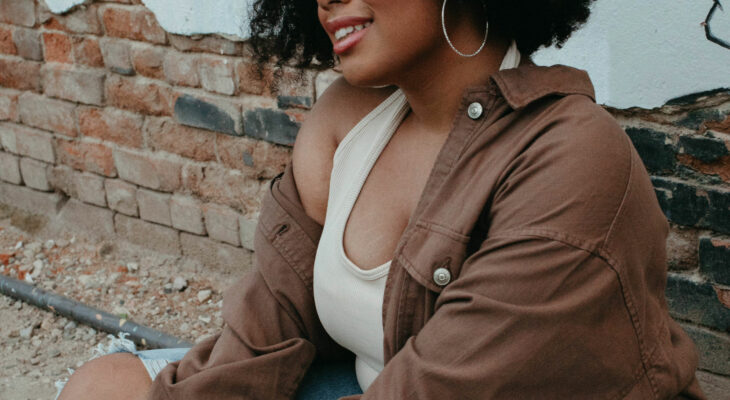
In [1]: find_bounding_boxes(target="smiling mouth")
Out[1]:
[334,22,372,41]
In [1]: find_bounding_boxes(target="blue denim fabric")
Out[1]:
[55,333,363,400]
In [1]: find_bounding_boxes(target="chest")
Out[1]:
[342,120,448,270]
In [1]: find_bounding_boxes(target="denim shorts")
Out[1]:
[55,333,363,400]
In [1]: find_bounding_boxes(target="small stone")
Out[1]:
[179,322,190,331]
[127,262,139,273]
[172,277,188,292]
[43,240,55,250]
[197,289,212,303]
[32,259,43,273]
[50,328,62,338]
[56,239,69,248]
[63,321,77,331]
[48,348,61,358]
[198,315,211,324]
[40,317,54,331]
[19,326,34,339]
[30,357,41,365]
[14,241,23,250]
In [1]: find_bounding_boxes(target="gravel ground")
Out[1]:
[0,203,236,400]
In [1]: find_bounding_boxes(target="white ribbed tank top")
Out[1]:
[313,42,521,392]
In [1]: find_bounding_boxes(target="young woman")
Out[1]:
[57,0,706,399]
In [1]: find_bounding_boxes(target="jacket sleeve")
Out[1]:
[148,164,347,400]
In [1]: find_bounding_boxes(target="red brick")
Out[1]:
[115,213,181,256]
[18,92,77,136]
[0,57,41,91]
[112,147,182,192]
[195,164,265,213]
[55,137,117,177]
[78,106,144,148]
[131,43,164,79]
[41,63,105,106]
[13,27,42,61]
[1,123,56,163]
[72,36,104,67]
[0,26,16,55]
[0,88,20,121]
[105,75,176,116]
[198,55,235,95]
[42,32,72,63]
[145,117,216,162]
[215,133,257,172]
[235,59,271,96]
[202,202,240,246]
[39,4,102,35]
[163,51,199,87]
[0,0,36,27]
[276,67,315,98]
[99,37,133,75]
[168,34,241,55]
[100,5,166,44]
[0,151,21,184]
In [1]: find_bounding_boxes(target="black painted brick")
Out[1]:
[625,127,676,174]
[676,108,727,131]
[678,135,729,163]
[174,94,239,136]
[243,108,299,146]
[680,323,730,375]
[277,96,313,110]
[699,237,730,286]
[652,177,730,234]
[665,273,730,332]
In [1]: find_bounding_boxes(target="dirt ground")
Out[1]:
[0,203,235,400]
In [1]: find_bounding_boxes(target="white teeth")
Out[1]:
[334,22,371,41]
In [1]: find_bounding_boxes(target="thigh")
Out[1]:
[296,359,363,400]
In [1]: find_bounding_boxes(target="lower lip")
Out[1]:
[333,26,370,55]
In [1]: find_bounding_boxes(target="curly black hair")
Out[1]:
[247,0,596,70]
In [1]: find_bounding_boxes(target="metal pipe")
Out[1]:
[0,274,192,349]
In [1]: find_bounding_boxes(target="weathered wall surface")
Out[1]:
[0,0,728,395]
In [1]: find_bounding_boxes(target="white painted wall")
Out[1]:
[534,0,730,108]
[140,0,250,39]
[43,0,730,109]
[44,0,85,14]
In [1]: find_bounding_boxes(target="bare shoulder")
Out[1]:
[292,76,395,225]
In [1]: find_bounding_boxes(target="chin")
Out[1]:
[335,53,389,87]
[340,66,391,89]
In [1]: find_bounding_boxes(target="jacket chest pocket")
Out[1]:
[397,221,470,294]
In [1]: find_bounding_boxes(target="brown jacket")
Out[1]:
[149,64,705,399]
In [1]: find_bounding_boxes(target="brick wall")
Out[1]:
[0,0,727,394]
[611,92,730,390]
[0,0,339,274]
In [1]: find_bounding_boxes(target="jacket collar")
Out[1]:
[490,61,596,109]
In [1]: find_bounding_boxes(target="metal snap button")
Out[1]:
[433,267,452,287]
[467,102,483,120]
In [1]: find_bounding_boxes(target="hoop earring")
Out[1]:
[441,0,489,58]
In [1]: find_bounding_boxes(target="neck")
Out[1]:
[396,37,511,135]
